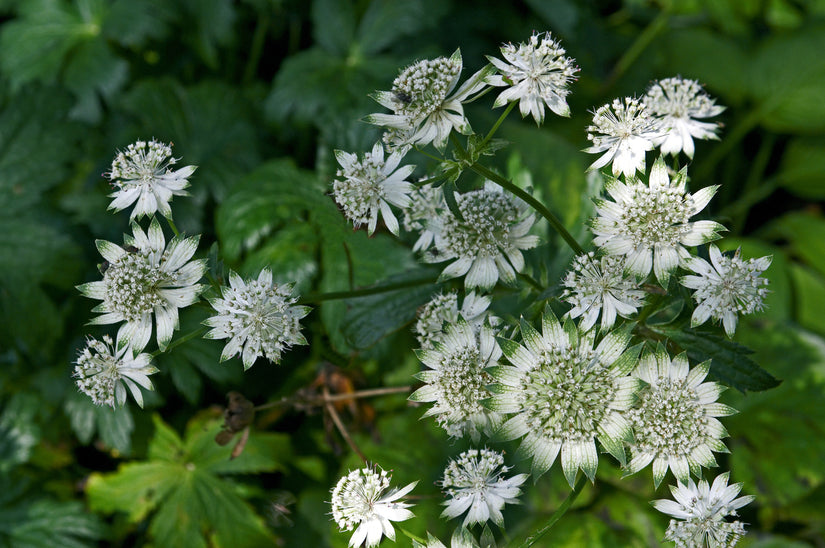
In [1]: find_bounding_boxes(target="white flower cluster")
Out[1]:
[414,290,495,350]
[73,335,158,408]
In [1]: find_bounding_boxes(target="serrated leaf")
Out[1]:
[241,220,320,295]
[0,497,105,548]
[650,326,780,392]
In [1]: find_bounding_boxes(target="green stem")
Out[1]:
[243,13,270,84]
[605,10,669,89]
[298,275,438,304]
[480,101,517,149]
[151,326,207,358]
[164,216,180,238]
[729,134,775,234]
[635,292,665,325]
[518,474,588,548]
[470,163,584,254]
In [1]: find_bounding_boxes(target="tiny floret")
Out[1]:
[440,448,528,527]
[415,290,496,350]
[644,77,725,159]
[584,97,660,178]
[591,157,725,286]
[330,466,416,548]
[403,183,447,252]
[105,139,196,220]
[333,142,416,235]
[73,335,158,408]
[204,269,310,370]
[652,472,754,548]
[681,245,771,337]
[76,218,207,353]
[562,252,646,331]
[487,31,579,124]
[626,345,737,488]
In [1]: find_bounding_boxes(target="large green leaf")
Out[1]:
[64,391,135,455]
[777,138,825,199]
[767,211,825,278]
[0,393,40,472]
[0,493,104,548]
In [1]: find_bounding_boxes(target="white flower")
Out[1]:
[584,97,660,178]
[414,290,496,350]
[77,218,207,352]
[333,142,416,235]
[203,269,310,370]
[652,473,754,548]
[487,31,579,124]
[73,334,158,408]
[591,157,725,286]
[562,252,646,332]
[366,49,491,151]
[413,528,479,548]
[105,139,196,220]
[681,245,771,337]
[440,448,528,527]
[403,183,447,252]
[489,309,642,486]
[644,77,725,159]
[410,319,503,441]
[425,183,539,290]
[330,466,416,548]
[626,346,736,488]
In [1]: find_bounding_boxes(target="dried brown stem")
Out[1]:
[323,386,368,464]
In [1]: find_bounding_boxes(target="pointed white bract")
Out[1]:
[105,139,195,220]
[410,319,502,441]
[562,252,646,332]
[366,49,490,152]
[652,472,754,548]
[584,97,660,178]
[413,528,479,548]
[423,183,538,291]
[644,77,725,159]
[590,157,725,286]
[73,335,158,408]
[626,346,736,488]
[333,142,415,236]
[681,246,771,337]
[76,218,207,353]
[330,466,416,548]
[489,309,641,486]
[486,31,579,124]
[203,269,310,370]
[440,448,528,527]
[414,290,497,351]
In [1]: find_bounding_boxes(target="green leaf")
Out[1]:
[789,264,825,337]
[241,222,319,295]
[0,393,40,471]
[178,0,235,69]
[767,211,825,278]
[777,138,825,199]
[0,495,105,548]
[103,0,174,47]
[311,0,355,55]
[65,391,135,454]
[650,326,780,392]
[356,0,447,55]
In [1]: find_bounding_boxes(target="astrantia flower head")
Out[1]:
[73,334,158,408]
[681,245,771,337]
[77,217,207,352]
[626,345,736,488]
[652,473,754,548]
[425,183,538,290]
[105,139,196,220]
[415,290,496,350]
[644,77,725,159]
[203,269,310,370]
[366,49,491,151]
[591,157,725,286]
[333,142,416,235]
[410,318,503,441]
[487,31,579,124]
[562,252,646,332]
[585,97,660,178]
[403,183,447,252]
[330,466,416,548]
[440,448,528,527]
[489,309,642,486]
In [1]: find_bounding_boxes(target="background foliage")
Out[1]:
[1,0,824,546]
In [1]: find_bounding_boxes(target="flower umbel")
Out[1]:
[204,269,310,370]
[644,77,725,159]
[591,157,724,286]
[333,142,416,235]
[403,183,447,252]
[73,335,158,408]
[652,473,754,548]
[489,309,641,486]
[77,217,207,352]
[487,31,579,124]
[425,183,538,290]
[562,252,646,332]
[681,245,771,337]
[330,466,416,548]
[410,319,503,441]
[585,97,660,178]
[440,448,528,527]
[626,345,736,488]
[415,290,496,351]
[105,139,196,220]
